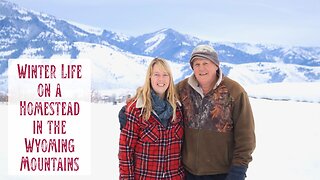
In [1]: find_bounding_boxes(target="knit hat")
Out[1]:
[190,44,219,68]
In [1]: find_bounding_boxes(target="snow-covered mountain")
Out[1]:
[0,0,320,95]
[0,0,132,60]
[123,29,320,66]
[121,28,203,63]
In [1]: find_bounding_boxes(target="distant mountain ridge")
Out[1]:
[0,0,320,95]
[1,0,320,66]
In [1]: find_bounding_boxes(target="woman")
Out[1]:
[118,58,184,179]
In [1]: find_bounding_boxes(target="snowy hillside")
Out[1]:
[224,62,320,85]
[73,42,186,91]
[2,53,320,101]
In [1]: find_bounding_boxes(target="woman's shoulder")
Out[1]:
[125,99,137,111]
[124,99,142,121]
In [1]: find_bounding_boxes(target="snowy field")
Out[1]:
[1,97,320,180]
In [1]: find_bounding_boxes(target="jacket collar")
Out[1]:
[136,95,144,108]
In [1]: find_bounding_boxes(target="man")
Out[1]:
[176,44,255,180]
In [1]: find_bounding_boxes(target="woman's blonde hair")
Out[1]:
[133,58,178,121]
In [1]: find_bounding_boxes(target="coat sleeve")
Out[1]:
[232,92,256,167]
[118,107,140,179]
[118,105,127,130]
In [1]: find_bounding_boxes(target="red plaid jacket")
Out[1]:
[119,100,184,180]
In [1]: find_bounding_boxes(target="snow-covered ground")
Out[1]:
[245,82,320,103]
[1,87,320,179]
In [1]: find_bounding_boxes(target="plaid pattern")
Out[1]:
[119,101,184,180]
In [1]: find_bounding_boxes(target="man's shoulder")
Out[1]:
[176,77,189,90]
[222,76,247,96]
[223,76,243,88]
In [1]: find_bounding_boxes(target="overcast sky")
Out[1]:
[8,0,320,47]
